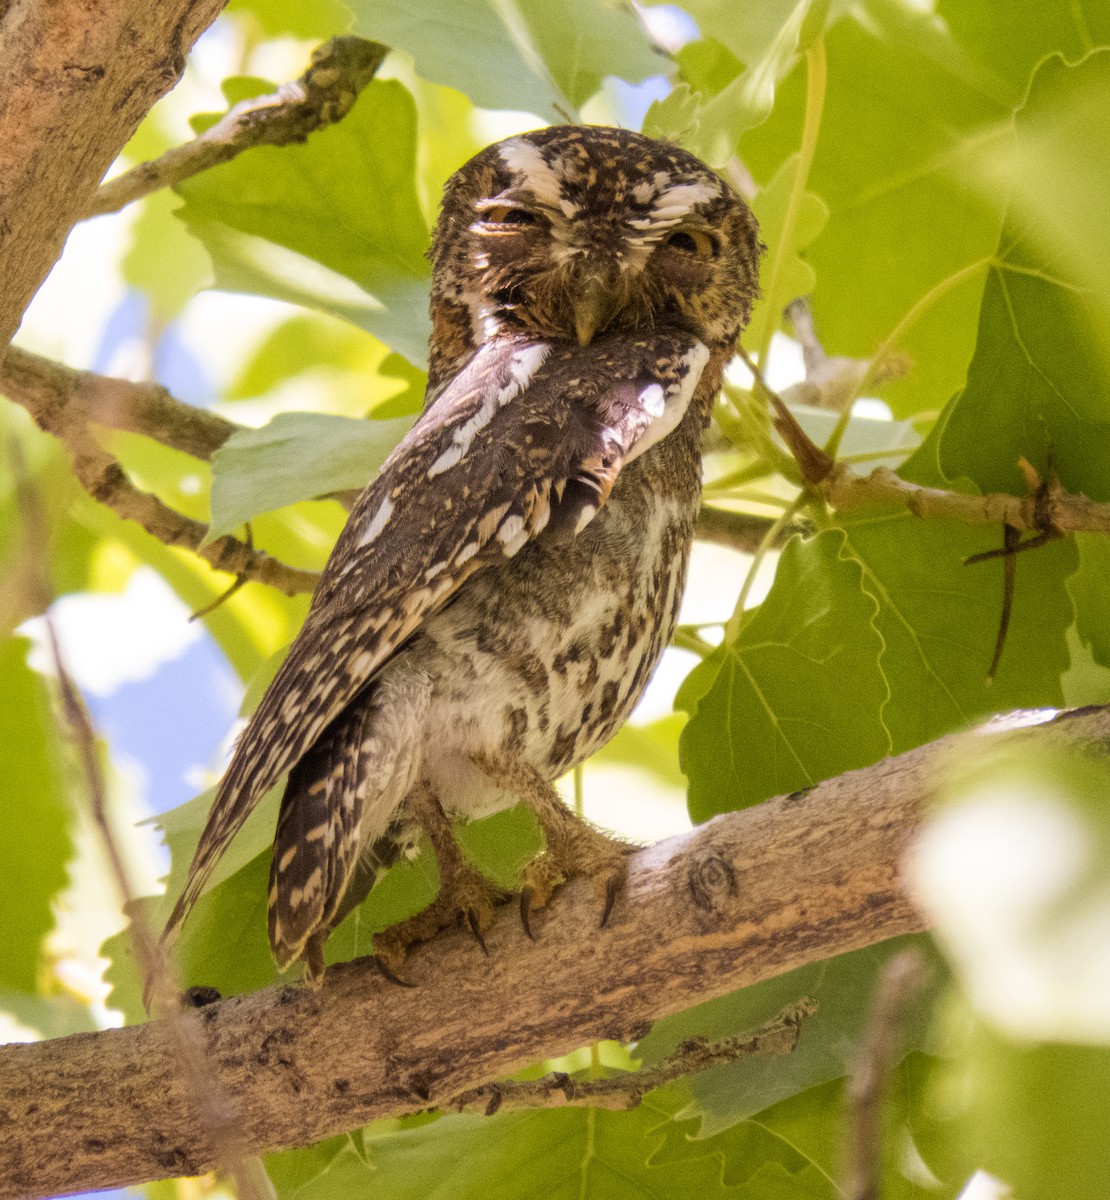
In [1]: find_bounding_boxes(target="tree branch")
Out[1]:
[826,463,1110,537]
[85,36,389,218]
[0,346,319,595]
[0,0,228,358]
[3,704,1106,1198]
[2,345,238,460]
[444,999,817,1116]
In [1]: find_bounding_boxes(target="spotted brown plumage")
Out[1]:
[165,124,762,981]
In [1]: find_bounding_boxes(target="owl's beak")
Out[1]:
[573,276,616,346]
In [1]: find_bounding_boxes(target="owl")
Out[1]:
[165,125,762,984]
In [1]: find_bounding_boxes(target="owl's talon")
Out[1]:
[467,908,490,955]
[373,950,416,989]
[600,872,623,928]
[520,888,537,940]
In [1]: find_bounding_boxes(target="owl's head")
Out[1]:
[429,126,762,383]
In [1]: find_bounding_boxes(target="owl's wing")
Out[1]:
[165,330,709,939]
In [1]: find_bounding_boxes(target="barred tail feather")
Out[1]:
[268,669,431,971]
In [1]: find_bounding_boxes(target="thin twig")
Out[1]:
[825,464,1103,536]
[444,999,818,1116]
[694,505,779,554]
[9,446,275,1200]
[845,948,931,1200]
[86,37,389,218]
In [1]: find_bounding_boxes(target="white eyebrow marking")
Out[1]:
[498,139,563,208]
[358,495,394,546]
[649,180,721,220]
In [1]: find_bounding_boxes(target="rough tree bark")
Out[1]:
[0,0,228,359]
[1,704,1104,1198]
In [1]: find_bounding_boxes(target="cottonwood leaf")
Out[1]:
[0,639,72,992]
[679,529,888,822]
[177,79,432,366]
[637,935,943,1133]
[207,411,412,542]
[349,0,664,116]
[939,52,1110,502]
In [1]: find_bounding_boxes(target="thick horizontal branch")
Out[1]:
[86,36,388,218]
[1,346,319,596]
[0,0,227,357]
[4,704,1106,1198]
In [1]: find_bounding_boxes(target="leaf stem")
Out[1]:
[724,493,807,642]
[823,256,992,459]
[756,38,827,368]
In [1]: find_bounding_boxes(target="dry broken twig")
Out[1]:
[9,445,275,1200]
[86,37,389,218]
[445,998,817,1115]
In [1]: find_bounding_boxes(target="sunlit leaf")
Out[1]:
[638,935,942,1134]
[0,639,72,992]
[348,0,664,116]
[207,411,413,541]
[679,530,888,821]
[177,79,432,366]
[939,53,1110,501]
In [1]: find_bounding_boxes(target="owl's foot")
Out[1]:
[373,783,508,980]
[519,818,633,938]
[373,861,509,979]
[470,752,634,936]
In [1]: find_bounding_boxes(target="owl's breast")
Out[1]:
[407,413,702,813]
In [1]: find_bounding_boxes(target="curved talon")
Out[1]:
[467,909,490,955]
[600,875,621,928]
[374,953,417,989]
[520,887,536,941]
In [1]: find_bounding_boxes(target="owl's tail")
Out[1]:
[268,669,430,979]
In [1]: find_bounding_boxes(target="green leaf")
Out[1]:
[746,154,829,356]
[953,1022,1110,1200]
[348,0,664,116]
[840,500,1075,754]
[637,936,943,1134]
[938,53,1110,501]
[0,638,72,992]
[228,0,352,39]
[121,190,211,320]
[1068,534,1110,671]
[177,79,432,366]
[739,8,1008,417]
[226,313,389,402]
[207,411,413,542]
[685,0,833,166]
[679,530,888,821]
[279,1087,827,1198]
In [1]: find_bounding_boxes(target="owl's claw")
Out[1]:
[518,822,632,936]
[600,873,622,928]
[374,861,507,977]
[373,951,417,989]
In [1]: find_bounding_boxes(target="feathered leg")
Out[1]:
[470,753,634,936]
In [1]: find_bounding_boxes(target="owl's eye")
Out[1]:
[666,229,717,258]
[481,205,536,226]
